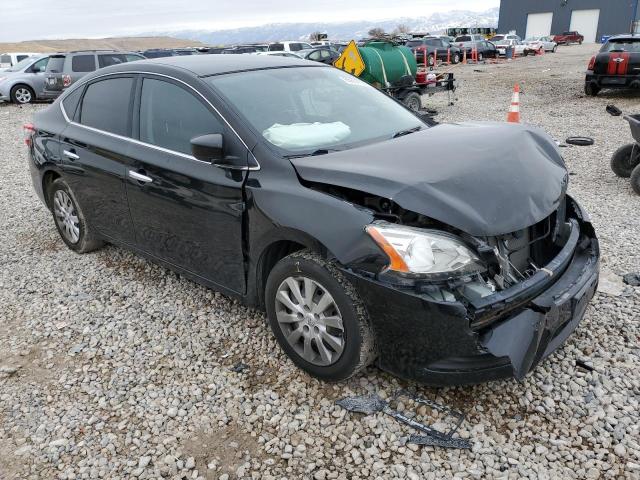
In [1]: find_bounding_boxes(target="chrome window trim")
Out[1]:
[59,70,260,170]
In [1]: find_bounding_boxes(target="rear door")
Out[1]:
[59,75,137,244]
[124,75,248,293]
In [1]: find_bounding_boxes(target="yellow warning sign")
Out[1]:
[333,40,365,77]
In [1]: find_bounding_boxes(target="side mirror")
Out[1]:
[191,134,224,162]
[606,105,622,117]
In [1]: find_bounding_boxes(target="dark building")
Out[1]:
[498,0,640,43]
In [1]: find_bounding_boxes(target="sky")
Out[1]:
[0,0,500,42]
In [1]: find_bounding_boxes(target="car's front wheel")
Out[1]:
[10,85,35,104]
[452,53,460,64]
[48,178,104,253]
[552,45,557,53]
[265,250,375,381]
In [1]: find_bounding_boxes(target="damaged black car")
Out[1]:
[26,55,600,385]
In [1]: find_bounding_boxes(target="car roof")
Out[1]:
[102,54,324,77]
[608,34,640,41]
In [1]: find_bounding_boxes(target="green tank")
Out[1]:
[358,41,417,88]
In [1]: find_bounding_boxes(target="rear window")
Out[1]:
[602,39,640,53]
[455,36,471,42]
[72,55,96,72]
[80,77,133,136]
[0,55,10,63]
[46,56,66,73]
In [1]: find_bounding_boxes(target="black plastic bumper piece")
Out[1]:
[343,218,599,386]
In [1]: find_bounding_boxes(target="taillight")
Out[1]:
[23,123,35,147]
[588,56,596,70]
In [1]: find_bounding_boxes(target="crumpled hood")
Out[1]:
[290,122,568,236]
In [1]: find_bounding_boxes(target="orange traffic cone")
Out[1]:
[507,84,521,123]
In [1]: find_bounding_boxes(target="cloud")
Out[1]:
[0,0,499,41]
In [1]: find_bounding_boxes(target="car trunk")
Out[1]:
[593,51,640,76]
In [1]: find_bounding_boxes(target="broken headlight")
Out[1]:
[366,223,485,277]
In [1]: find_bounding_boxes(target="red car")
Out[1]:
[553,31,584,45]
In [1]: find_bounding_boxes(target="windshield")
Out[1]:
[602,39,640,53]
[208,67,423,154]
[5,56,38,72]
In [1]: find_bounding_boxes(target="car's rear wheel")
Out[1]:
[611,143,640,178]
[584,83,600,96]
[630,164,640,195]
[452,53,460,64]
[10,85,35,104]
[265,250,375,382]
[48,178,104,253]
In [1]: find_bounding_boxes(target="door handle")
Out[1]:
[128,170,153,183]
[63,149,79,160]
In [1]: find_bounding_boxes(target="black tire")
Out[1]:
[265,250,376,382]
[585,83,600,97]
[403,92,422,112]
[552,46,557,53]
[478,52,484,62]
[47,178,104,253]
[10,84,35,104]
[610,143,640,178]
[631,164,640,195]
[452,53,460,64]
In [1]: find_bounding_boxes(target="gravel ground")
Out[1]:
[1,44,639,480]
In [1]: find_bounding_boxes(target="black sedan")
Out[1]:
[26,55,599,385]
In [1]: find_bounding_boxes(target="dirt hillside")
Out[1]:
[0,36,204,53]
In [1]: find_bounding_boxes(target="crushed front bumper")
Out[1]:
[344,199,599,386]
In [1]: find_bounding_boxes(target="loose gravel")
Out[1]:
[1,44,639,479]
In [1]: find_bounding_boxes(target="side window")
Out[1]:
[320,49,331,59]
[98,53,127,68]
[62,87,84,121]
[17,55,29,62]
[30,57,49,73]
[72,55,96,73]
[139,78,223,156]
[290,43,302,52]
[308,51,322,61]
[79,77,133,136]
[126,54,144,62]
[46,56,65,73]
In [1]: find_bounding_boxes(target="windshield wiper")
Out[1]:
[392,126,422,139]
[284,148,342,159]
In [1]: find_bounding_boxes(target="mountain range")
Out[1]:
[146,7,499,46]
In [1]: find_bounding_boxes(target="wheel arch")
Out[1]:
[10,82,36,99]
[42,169,62,210]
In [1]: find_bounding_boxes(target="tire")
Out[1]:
[631,164,640,195]
[610,143,640,178]
[427,56,435,67]
[452,53,460,64]
[585,83,600,96]
[10,84,35,104]
[47,178,104,253]
[403,92,422,112]
[264,250,376,382]
[478,53,484,62]
[552,46,557,53]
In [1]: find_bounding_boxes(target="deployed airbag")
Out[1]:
[263,122,351,149]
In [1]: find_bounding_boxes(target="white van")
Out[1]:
[0,52,39,70]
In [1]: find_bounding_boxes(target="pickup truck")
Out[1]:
[585,34,640,96]
[553,31,584,45]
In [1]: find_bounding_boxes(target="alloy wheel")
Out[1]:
[14,87,32,104]
[53,190,80,244]
[274,276,345,366]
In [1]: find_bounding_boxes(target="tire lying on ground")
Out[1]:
[610,143,640,178]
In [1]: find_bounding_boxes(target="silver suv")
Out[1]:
[43,50,144,97]
[0,55,52,104]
